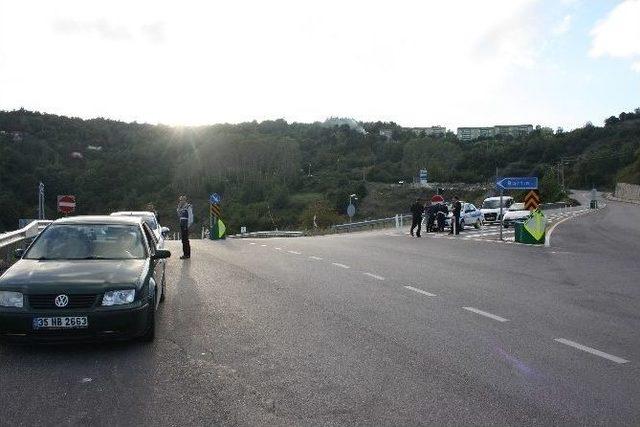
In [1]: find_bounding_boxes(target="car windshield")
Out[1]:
[482,199,509,209]
[24,224,146,260]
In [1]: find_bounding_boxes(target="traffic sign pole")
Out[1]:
[499,188,503,241]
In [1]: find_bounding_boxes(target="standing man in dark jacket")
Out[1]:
[177,195,193,259]
[410,198,424,237]
[449,196,462,235]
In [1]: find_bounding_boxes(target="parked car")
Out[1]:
[481,196,514,223]
[0,216,170,342]
[502,202,531,228]
[446,202,483,230]
[110,211,169,249]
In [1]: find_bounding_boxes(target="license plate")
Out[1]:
[33,317,88,329]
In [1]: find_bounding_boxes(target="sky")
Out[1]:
[0,0,639,131]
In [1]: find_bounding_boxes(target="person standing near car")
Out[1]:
[410,198,424,237]
[449,196,462,235]
[176,195,193,259]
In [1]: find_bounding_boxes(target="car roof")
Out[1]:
[111,211,156,217]
[484,196,513,201]
[53,215,144,225]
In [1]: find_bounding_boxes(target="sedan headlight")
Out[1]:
[102,289,136,306]
[0,291,24,308]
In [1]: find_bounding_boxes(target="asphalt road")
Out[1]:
[1,193,639,426]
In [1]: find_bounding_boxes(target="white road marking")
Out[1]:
[554,338,629,364]
[249,242,256,245]
[404,286,436,297]
[309,256,323,260]
[274,247,282,251]
[363,272,385,281]
[287,250,301,255]
[332,262,350,269]
[260,244,267,247]
[462,307,509,322]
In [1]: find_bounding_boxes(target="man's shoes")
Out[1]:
[180,255,190,259]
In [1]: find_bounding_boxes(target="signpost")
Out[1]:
[524,190,540,211]
[57,195,76,215]
[496,176,538,240]
[209,193,226,240]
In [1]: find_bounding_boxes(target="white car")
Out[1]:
[481,196,514,223]
[110,211,169,249]
[502,203,531,228]
[445,202,483,230]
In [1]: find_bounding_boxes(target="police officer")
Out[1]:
[449,196,462,235]
[176,195,193,259]
[410,198,424,237]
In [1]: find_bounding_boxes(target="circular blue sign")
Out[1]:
[210,193,221,204]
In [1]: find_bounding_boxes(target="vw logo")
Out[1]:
[54,294,69,308]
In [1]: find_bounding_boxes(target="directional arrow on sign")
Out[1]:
[496,177,538,190]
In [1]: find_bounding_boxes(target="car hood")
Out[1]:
[0,259,148,293]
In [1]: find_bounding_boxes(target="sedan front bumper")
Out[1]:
[0,302,150,342]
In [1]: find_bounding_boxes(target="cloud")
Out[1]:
[553,15,572,35]
[589,0,640,71]
[53,18,132,41]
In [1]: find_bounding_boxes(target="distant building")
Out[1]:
[410,126,446,137]
[379,129,394,141]
[456,124,533,142]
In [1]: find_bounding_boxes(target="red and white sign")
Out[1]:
[57,195,76,214]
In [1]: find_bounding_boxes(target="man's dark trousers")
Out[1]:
[411,216,422,237]
[180,225,191,258]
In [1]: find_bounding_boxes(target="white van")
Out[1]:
[480,196,514,223]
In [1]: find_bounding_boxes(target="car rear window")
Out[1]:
[25,224,147,260]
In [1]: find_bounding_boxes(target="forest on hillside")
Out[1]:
[1,109,639,233]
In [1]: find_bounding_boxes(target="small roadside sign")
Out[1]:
[524,190,540,211]
[210,193,221,205]
[496,177,538,190]
[210,204,222,218]
[57,195,76,214]
[347,203,356,218]
[241,226,247,234]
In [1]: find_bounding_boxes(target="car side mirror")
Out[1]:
[161,227,170,235]
[153,249,171,259]
[14,248,25,259]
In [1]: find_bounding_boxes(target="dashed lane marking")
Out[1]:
[332,262,350,269]
[249,242,256,245]
[287,250,301,255]
[462,306,509,322]
[309,256,323,260]
[260,244,267,247]
[404,286,436,297]
[554,338,629,364]
[363,272,385,281]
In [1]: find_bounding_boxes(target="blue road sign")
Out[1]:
[496,177,538,190]
[210,193,221,204]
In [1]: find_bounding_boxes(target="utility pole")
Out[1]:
[37,182,45,220]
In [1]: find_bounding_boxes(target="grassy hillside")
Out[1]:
[0,108,639,232]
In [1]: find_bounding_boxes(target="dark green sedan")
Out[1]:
[0,216,170,342]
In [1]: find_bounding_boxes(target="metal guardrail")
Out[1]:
[0,220,52,272]
[332,214,411,233]
[229,230,304,238]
